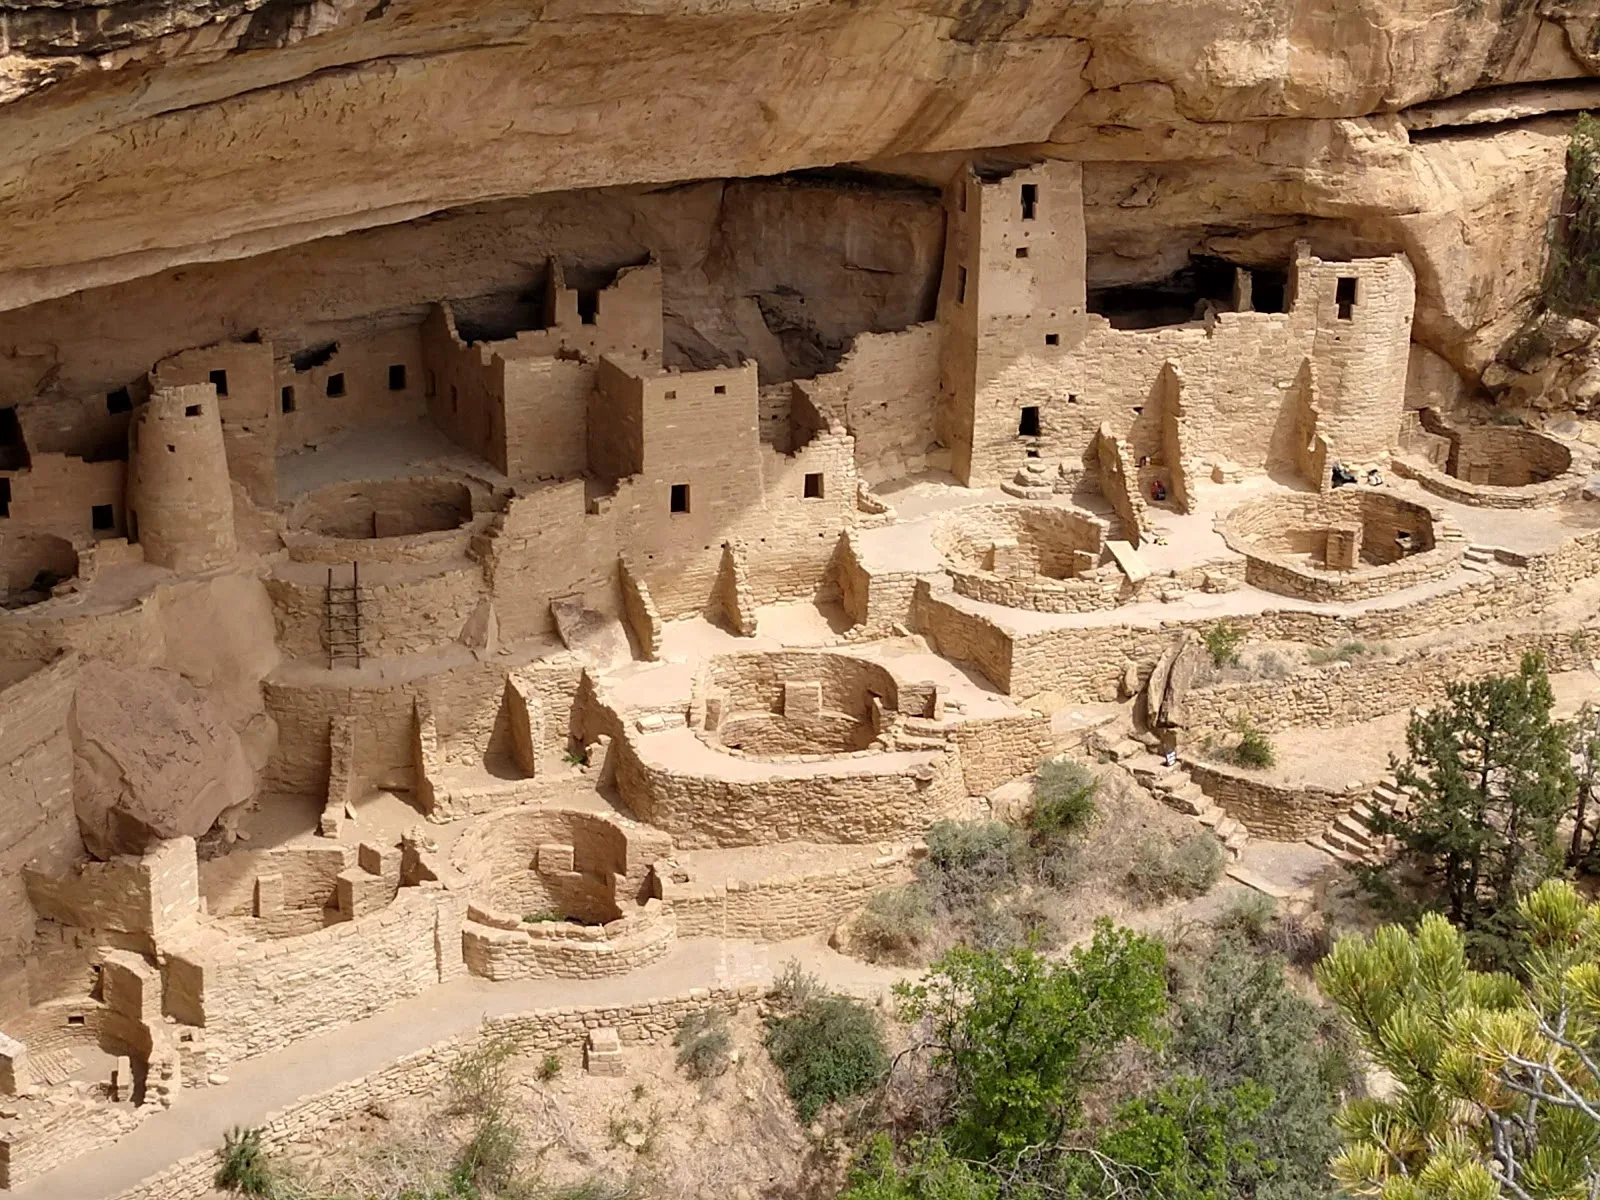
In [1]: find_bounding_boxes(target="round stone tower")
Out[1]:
[126,383,237,571]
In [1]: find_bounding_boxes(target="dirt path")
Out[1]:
[12,937,905,1200]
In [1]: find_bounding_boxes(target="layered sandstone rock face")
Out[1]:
[0,0,1597,398]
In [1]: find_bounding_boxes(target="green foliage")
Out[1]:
[1125,831,1224,906]
[854,884,935,965]
[923,820,1018,893]
[1230,719,1276,769]
[896,923,1167,1162]
[673,1008,733,1080]
[453,1110,520,1194]
[563,747,589,767]
[216,1126,276,1197]
[537,1051,562,1081]
[1028,757,1097,842]
[765,993,889,1123]
[839,1135,1002,1200]
[768,958,824,1012]
[1376,652,1573,966]
[1203,620,1245,667]
[1091,1075,1273,1200]
[449,1030,519,1116]
[1547,112,1600,313]
[1316,880,1600,1200]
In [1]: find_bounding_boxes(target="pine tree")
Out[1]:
[1378,652,1573,965]
[1316,880,1600,1200]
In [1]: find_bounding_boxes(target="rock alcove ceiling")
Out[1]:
[2,0,1600,403]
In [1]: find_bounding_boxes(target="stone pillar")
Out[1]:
[0,1032,26,1095]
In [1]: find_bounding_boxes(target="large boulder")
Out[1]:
[70,662,255,860]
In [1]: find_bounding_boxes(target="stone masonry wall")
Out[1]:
[665,851,914,940]
[110,985,762,1200]
[1184,760,1354,840]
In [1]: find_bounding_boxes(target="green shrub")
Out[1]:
[674,1008,733,1079]
[765,994,888,1123]
[449,1030,518,1115]
[1228,719,1276,769]
[453,1109,520,1193]
[921,819,1017,903]
[1203,621,1245,667]
[1125,832,1225,906]
[537,1051,562,1081]
[1029,757,1097,842]
[215,1126,274,1197]
[853,885,933,965]
[1309,640,1372,665]
[1216,890,1277,940]
[769,958,824,1013]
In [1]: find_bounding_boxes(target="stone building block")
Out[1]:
[111,1055,133,1102]
[536,844,575,875]
[335,868,391,919]
[782,680,822,719]
[987,538,1026,576]
[505,670,544,776]
[253,872,284,917]
[0,1032,25,1095]
[584,1027,624,1076]
[1325,524,1361,570]
[100,950,160,1023]
[357,843,400,885]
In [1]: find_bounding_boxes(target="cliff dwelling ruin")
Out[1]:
[4,1,1600,1195]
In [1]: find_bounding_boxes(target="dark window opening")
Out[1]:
[128,511,138,542]
[1336,276,1358,320]
[425,370,436,399]
[664,390,677,400]
[1016,247,1030,259]
[388,364,407,391]
[1250,267,1288,313]
[1021,183,1038,220]
[0,407,28,472]
[185,404,202,417]
[167,445,175,453]
[91,504,114,532]
[577,288,600,326]
[957,267,968,305]
[326,373,346,398]
[208,369,229,396]
[450,385,458,413]
[1045,333,1059,347]
[804,472,824,499]
[290,342,338,372]
[106,387,133,415]
[0,478,10,518]
[959,187,967,213]
[670,483,690,514]
[713,385,727,395]
[280,386,296,414]
[1087,255,1240,331]
[1026,447,1040,458]
[67,1015,85,1026]
[1019,406,1041,437]
[1067,393,1079,404]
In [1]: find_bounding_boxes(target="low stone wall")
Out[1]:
[612,727,968,848]
[1,1085,143,1190]
[109,985,762,1200]
[1184,760,1356,840]
[461,900,676,981]
[944,712,1055,795]
[1182,624,1599,740]
[663,850,915,939]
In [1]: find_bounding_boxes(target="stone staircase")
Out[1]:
[1463,543,1498,571]
[1107,739,1250,860]
[1307,779,1409,865]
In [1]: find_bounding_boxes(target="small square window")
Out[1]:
[67,1014,85,1027]
[1045,333,1059,347]
[106,388,132,414]
[1018,406,1041,437]
[713,385,727,395]
[1067,393,1079,404]
[450,384,458,413]
[388,364,407,391]
[208,369,229,396]
[280,386,295,414]
[664,390,677,400]
[326,373,346,398]
[1015,247,1029,259]
[185,404,202,417]
[670,483,690,514]
[804,472,824,499]
[91,503,114,531]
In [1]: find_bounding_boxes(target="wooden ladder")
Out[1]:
[325,562,363,669]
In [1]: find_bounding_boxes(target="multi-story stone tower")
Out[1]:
[126,383,237,571]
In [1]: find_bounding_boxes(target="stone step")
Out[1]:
[1194,804,1223,826]
[1154,770,1192,794]
[1332,813,1375,844]
[1306,834,1364,866]
[1167,790,1211,818]
[1106,739,1145,762]
[1322,825,1371,855]
[1371,782,1408,808]
[1216,815,1244,841]
[1125,753,1169,784]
